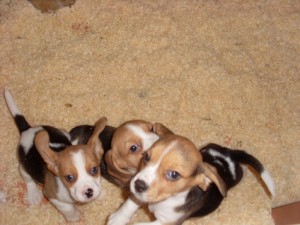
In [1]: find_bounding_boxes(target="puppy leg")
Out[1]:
[19,165,43,205]
[50,199,81,222]
[108,197,141,225]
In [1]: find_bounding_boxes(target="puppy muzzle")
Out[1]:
[134,179,149,193]
[72,184,101,203]
[84,188,94,199]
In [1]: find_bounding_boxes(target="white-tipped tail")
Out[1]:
[261,170,276,197]
[4,88,22,116]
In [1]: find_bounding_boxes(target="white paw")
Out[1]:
[64,207,81,222]
[27,187,43,205]
[0,191,7,203]
[107,211,131,225]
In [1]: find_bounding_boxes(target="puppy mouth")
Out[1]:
[132,191,159,204]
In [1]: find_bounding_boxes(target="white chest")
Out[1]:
[148,190,189,224]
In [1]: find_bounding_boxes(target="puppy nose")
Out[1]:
[134,179,148,193]
[85,188,94,198]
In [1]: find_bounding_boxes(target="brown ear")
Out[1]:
[34,130,59,175]
[87,117,107,159]
[104,150,134,185]
[196,162,227,197]
[153,123,174,137]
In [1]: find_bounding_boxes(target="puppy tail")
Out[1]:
[232,150,276,197]
[4,88,31,133]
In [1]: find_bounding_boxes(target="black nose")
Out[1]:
[85,188,93,198]
[134,179,148,193]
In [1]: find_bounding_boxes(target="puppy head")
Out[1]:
[105,120,159,185]
[130,135,227,203]
[35,117,107,203]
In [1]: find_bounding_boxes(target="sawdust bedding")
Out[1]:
[0,0,299,225]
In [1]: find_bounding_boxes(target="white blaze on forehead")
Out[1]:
[72,151,88,180]
[134,140,177,187]
[126,124,159,151]
[69,150,101,202]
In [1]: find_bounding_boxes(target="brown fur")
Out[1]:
[104,120,155,186]
[136,135,227,203]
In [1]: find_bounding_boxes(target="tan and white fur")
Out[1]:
[103,120,160,187]
[108,123,275,225]
[4,89,106,222]
[108,133,227,225]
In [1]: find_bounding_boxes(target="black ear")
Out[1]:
[153,123,174,137]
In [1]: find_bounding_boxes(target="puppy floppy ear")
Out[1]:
[35,130,59,175]
[195,162,227,197]
[87,117,107,160]
[104,149,134,185]
[153,123,174,137]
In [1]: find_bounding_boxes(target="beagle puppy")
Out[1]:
[108,134,227,225]
[5,89,107,222]
[108,124,275,225]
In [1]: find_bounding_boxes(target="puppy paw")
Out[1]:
[107,211,130,225]
[27,187,43,205]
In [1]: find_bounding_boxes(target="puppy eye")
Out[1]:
[129,144,139,153]
[90,167,98,176]
[165,171,181,181]
[143,152,150,163]
[65,175,76,183]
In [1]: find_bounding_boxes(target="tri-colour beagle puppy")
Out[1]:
[108,124,275,225]
[108,134,227,225]
[4,89,107,222]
